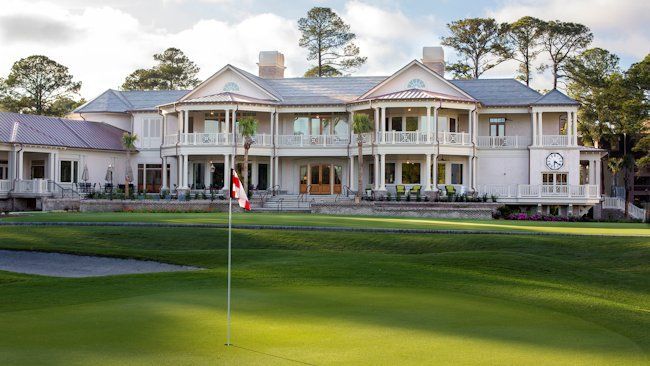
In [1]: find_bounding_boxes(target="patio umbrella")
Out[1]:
[81,165,89,182]
[105,165,113,183]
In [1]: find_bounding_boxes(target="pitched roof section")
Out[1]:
[0,112,127,151]
[75,89,190,113]
[450,79,543,107]
[267,76,386,105]
[358,88,476,103]
[183,92,277,104]
[532,89,579,106]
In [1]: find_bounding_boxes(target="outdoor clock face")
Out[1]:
[546,153,564,170]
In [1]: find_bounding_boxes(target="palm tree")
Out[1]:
[607,157,623,187]
[121,132,138,197]
[352,113,373,203]
[238,116,258,194]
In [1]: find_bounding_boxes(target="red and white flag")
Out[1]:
[231,170,251,211]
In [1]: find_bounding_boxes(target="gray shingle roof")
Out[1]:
[75,89,190,113]
[450,79,543,106]
[266,76,387,105]
[0,112,127,151]
[532,89,579,106]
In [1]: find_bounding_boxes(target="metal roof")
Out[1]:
[450,79,544,107]
[75,89,190,113]
[183,92,277,104]
[358,88,476,103]
[0,112,127,151]
[532,89,580,106]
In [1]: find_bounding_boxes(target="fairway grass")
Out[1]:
[0,225,648,365]
[3,211,649,236]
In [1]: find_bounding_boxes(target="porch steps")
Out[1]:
[254,194,352,212]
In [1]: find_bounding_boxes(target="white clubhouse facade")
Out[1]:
[0,47,606,215]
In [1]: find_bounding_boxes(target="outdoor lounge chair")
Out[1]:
[445,185,456,196]
[409,185,421,198]
[396,185,406,198]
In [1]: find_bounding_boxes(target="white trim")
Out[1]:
[178,65,280,103]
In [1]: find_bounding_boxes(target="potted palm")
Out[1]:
[239,116,258,195]
[121,132,138,198]
[352,113,373,204]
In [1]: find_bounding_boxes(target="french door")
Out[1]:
[299,163,341,194]
[542,172,568,195]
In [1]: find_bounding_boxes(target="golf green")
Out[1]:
[0,221,647,365]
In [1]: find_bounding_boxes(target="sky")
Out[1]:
[0,0,647,99]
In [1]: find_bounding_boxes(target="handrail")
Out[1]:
[272,184,280,196]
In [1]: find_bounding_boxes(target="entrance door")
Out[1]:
[300,163,341,194]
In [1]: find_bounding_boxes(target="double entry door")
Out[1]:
[300,163,342,194]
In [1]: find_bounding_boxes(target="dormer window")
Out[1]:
[407,78,426,89]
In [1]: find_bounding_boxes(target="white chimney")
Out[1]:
[258,51,286,79]
[422,47,445,76]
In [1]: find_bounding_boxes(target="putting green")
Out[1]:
[0,286,644,366]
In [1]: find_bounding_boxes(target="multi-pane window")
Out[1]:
[451,163,463,184]
[489,117,506,136]
[401,163,421,184]
[449,118,457,132]
[385,163,396,184]
[60,160,78,183]
[30,160,45,179]
[293,114,348,136]
[0,160,7,180]
[542,172,567,185]
[405,117,418,131]
[437,163,446,184]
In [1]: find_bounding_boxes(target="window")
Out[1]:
[405,117,418,131]
[192,163,204,189]
[223,82,240,92]
[142,117,162,148]
[543,172,567,185]
[257,164,268,190]
[0,160,7,180]
[204,112,227,133]
[293,116,309,135]
[137,164,168,193]
[385,163,396,184]
[391,117,402,131]
[402,163,421,184]
[60,160,78,183]
[210,163,224,189]
[30,160,45,179]
[437,163,446,184]
[294,114,348,136]
[449,118,457,132]
[300,165,308,185]
[369,163,375,185]
[451,163,463,184]
[407,78,426,89]
[489,117,506,136]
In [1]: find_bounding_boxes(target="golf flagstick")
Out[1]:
[226,168,233,346]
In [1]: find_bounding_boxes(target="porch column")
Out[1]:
[223,154,230,190]
[232,110,237,139]
[269,156,274,191]
[425,153,432,191]
[162,156,168,190]
[274,155,279,191]
[373,107,380,141]
[532,110,538,146]
[566,111,573,147]
[426,106,431,143]
[468,108,473,143]
[225,109,231,142]
[204,159,211,189]
[379,153,386,190]
[595,157,602,195]
[182,110,189,134]
[433,106,439,142]
[349,155,355,191]
[538,112,544,146]
[380,107,386,143]
[182,154,189,188]
[373,153,380,190]
[252,161,259,189]
[48,152,56,180]
[467,156,473,192]
[17,149,24,180]
[432,154,438,191]
[473,156,478,191]
[572,111,578,146]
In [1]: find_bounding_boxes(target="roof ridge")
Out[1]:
[58,118,93,148]
[109,89,134,109]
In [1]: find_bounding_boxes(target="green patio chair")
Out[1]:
[445,185,456,196]
[396,185,406,198]
[409,185,421,197]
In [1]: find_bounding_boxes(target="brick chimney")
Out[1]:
[258,51,285,79]
[422,46,445,76]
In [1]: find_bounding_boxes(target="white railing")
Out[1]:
[180,133,232,146]
[477,136,530,149]
[14,179,51,194]
[381,131,430,144]
[438,132,471,145]
[0,180,10,193]
[352,133,374,145]
[163,134,178,146]
[478,184,600,199]
[602,196,647,220]
[237,133,272,147]
[541,135,569,147]
[278,134,349,147]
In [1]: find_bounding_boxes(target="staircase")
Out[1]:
[602,197,647,221]
[255,194,352,212]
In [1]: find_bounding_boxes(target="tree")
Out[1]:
[504,16,544,86]
[607,157,624,187]
[304,65,342,78]
[121,132,138,198]
[566,48,621,148]
[441,18,510,79]
[629,54,650,169]
[298,7,366,77]
[539,21,593,89]
[0,55,81,116]
[122,48,200,90]
[352,113,373,203]
[633,135,650,169]
[238,116,258,195]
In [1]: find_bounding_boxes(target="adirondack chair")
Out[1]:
[396,185,406,199]
[409,185,421,198]
[445,185,456,196]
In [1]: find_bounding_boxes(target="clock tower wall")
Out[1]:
[529,148,581,185]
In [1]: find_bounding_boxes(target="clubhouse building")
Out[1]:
[0,47,608,215]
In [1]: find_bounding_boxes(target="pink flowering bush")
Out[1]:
[506,212,581,222]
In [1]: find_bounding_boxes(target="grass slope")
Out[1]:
[0,224,648,365]
[3,211,650,236]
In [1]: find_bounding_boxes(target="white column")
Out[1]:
[425,153,432,191]
[595,158,601,195]
[572,111,578,146]
[269,112,274,146]
[223,154,230,190]
[566,111,573,146]
[432,154,438,191]
[473,156,478,191]
[225,109,230,135]
[204,159,211,189]
[373,107,380,140]
[175,156,181,189]
[380,107,386,143]
[426,106,432,143]
[433,106,439,142]
[538,112,543,146]
[379,154,386,190]
[17,149,24,180]
[274,155,279,191]
[269,156,274,190]
[182,154,189,188]
[468,108,473,143]
[532,110,538,146]
[349,155,355,191]
[252,161,259,189]
[373,154,380,190]
[48,152,55,180]
[162,156,168,190]
[182,110,189,134]
[467,156,473,192]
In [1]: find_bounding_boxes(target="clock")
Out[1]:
[546,153,564,170]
